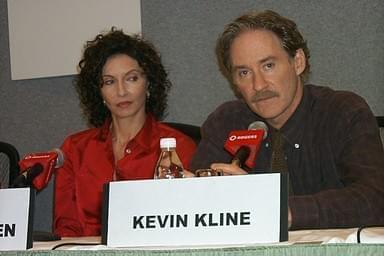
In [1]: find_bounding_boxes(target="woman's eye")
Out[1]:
[103,79,114,86]
[127,75,139,82]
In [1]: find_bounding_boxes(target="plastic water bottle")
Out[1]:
[154,138,184,179]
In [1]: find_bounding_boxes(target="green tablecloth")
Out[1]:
[1,244,384,256]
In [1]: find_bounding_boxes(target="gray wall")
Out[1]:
[1,0,383,232]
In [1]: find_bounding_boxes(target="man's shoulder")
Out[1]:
[305,85,376,133]
[208,100,255,120]
[308,84,366,102]
[307,84,369,111]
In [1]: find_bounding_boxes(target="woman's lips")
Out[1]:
[117,101,132,108]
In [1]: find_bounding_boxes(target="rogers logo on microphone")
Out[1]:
[225,130,264,146]
[229,134,259,141]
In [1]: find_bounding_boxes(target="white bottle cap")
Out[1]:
[160,138,176,149]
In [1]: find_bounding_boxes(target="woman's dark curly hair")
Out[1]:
[216,10,311,84]
[75,28,171,127]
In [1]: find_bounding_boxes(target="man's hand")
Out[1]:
[182,169,195,178]
[210,162,248,175]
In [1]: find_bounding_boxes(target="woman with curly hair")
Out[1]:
[53,28,196,237]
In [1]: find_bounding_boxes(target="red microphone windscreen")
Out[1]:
[224,129,265,168]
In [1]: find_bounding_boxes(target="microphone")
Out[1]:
[248,121,268,139]
[18,148,65,191]
[52,148,65,168]
[224,121,268,169]
[230,146,251,168]
[11,163,43,188]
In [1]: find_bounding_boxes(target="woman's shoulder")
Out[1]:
[61,126,104,149]
[67,126,100,139]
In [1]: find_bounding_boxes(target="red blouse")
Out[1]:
[53,115,196,237]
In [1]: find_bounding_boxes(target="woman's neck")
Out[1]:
[111,114,147,147]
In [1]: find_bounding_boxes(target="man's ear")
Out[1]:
[294,48,306,76]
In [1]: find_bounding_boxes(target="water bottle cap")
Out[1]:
[160,138,176,148]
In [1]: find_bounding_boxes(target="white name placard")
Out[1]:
[102,173,288,247]
[0,188,34,250]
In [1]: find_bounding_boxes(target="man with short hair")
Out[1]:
[190,10,384,230]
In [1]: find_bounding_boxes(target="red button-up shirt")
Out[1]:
[53,115,196,237]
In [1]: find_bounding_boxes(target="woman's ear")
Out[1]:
[294,48,306,76]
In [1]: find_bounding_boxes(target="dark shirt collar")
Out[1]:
[279,85,312,146]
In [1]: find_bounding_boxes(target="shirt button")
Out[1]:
[294,143,300,149]
[125,148,132,154]
[265,143,269,148]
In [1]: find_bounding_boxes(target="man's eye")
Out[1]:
[264,63,275,70]
[238,70,249,77]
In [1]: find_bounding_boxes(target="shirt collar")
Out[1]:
[132,114,156,152]
[279,85,312,146]
[98,118,111,142]
[97,114,156,152]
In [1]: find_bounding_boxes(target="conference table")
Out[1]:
[1,227,383,255]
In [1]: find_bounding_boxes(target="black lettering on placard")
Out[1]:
[132,212,251,229]
[220,212,224,225]
[158,215,169,228]
[176,215,188,227]
[133,216,144,229]
[226,212,238,225]
[146,216,156,228]
[133,214,188,229]
[240,212,251,225]
[195,213,207,227]
[194,212,251,227]
[208,214,218,226]
[0,224,16,237]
